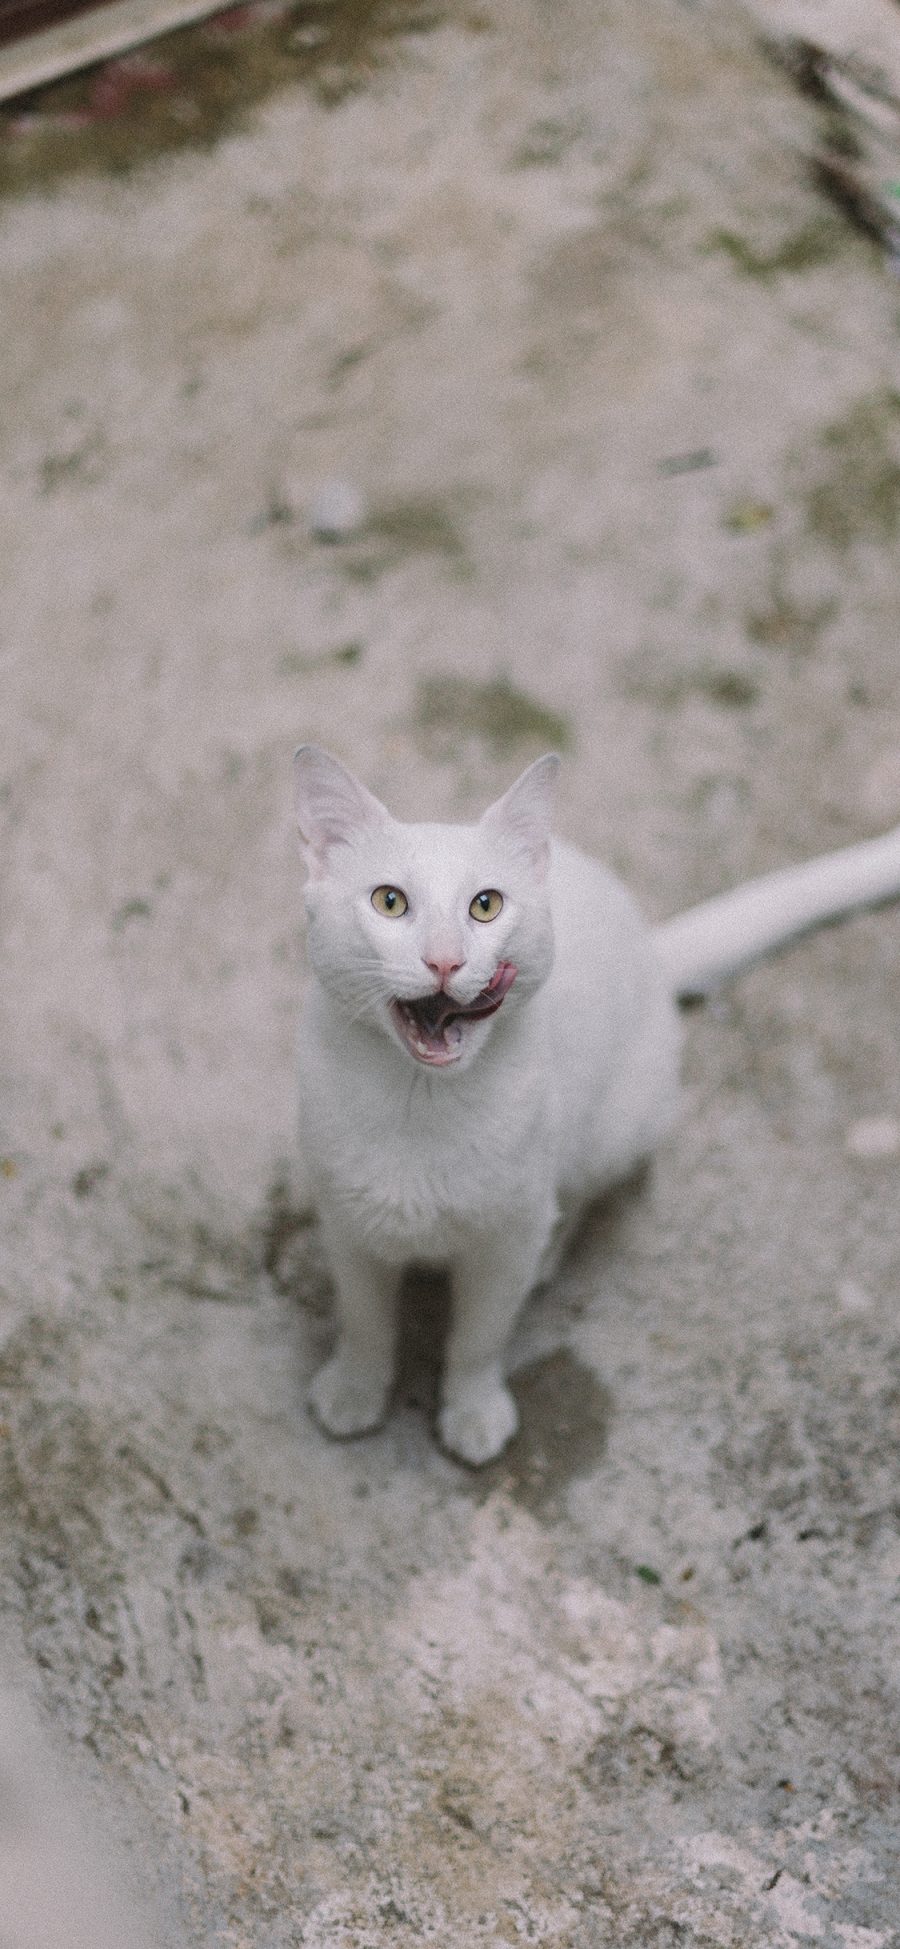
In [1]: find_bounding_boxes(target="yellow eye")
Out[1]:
[469,888,503,922]
[371,885,408,918]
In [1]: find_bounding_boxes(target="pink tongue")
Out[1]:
[430,960,517,1033]
[481,961,517,1006]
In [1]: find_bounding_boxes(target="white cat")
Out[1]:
[293,745,900,1466]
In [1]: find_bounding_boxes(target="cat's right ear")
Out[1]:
[479,752,561,881]
[293,746,389,877]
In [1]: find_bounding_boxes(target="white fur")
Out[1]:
[293,748,900,1464]
[655,823,900,996]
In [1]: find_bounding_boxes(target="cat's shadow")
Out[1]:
[261,1174,640,1514]
[393,1179,645,1509]
[401,1261,612,1512]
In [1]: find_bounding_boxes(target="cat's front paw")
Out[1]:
[308,1355,389,1439]
[438,1379,519,1467]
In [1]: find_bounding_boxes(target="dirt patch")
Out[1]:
[0,0,441,195]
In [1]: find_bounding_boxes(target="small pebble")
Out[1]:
[308,479,366,543]
[845,1114,900,1159]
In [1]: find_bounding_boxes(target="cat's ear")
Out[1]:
[479,753,560,881]
[293,746,390,876]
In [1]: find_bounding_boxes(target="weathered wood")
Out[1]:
[0,0,227,102]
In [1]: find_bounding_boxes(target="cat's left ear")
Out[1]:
[293,745,391,876]
[479,753,560,881]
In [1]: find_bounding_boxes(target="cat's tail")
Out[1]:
[654,823,900,1000]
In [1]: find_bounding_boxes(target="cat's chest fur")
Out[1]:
[297,993,553,1261]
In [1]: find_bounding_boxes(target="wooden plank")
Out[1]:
[0,3,119,53]
[0,0,229,101]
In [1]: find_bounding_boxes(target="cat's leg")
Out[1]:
[309,1215,400,1438]
[535,1194,585,1284]
[439,1215,551,1466]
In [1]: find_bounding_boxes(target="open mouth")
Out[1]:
[390,962,518,1067]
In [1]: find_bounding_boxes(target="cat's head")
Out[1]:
[293,746,559,1072]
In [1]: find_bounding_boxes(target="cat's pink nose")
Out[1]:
[424,955,464,987]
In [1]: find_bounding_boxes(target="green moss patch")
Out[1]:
[414,673,572,757]
[806,390,900,547]
[706,218,845,279]
[367,495,468,562]
[623,655,759,711]
[317,493,474,585]
[746,594,837,653]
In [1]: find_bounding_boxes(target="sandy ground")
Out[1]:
[2,0,900,1941]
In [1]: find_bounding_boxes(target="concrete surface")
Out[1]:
[1,0,899,1942]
